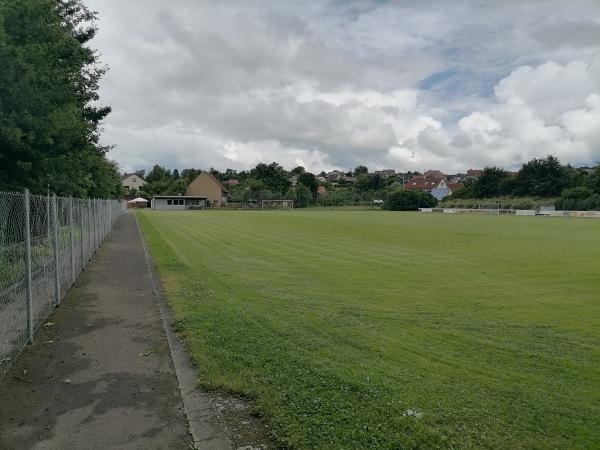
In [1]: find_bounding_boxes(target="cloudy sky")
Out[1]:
[86,0,600,174]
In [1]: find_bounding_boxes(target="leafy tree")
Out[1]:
[145,165,172,183]
[560,186,594,200]
[355,174,385,191]
[290,166,306,176]
[181,168,201,185]
[353,166,368,176]
[354,175,370,191]
[0,0,120,197]
[249,162,291,192]
[209,167,222,180]
[472,167,507,197]
[384,190,437,211]
[556,187,600,211]
[294,184,312,208]
[498,176,518,196]
[140,179,185,197]
[298,172,318,193]
[172,168,180,179]
[514,156,569,197]
[369,174,384,190]
[589,165,600,194]
[449,178,475,198]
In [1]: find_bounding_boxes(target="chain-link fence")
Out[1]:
[0,190,125,375]
[228,189,392,208]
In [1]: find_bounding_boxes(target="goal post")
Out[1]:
[478,203,501,213]
[260,199,294,210]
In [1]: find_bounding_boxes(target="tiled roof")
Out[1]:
[447,182,464,192]
[404,176,443,190]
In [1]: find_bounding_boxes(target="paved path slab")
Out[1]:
[0,212,202,449]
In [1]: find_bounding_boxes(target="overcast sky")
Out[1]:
[86,0,600,174]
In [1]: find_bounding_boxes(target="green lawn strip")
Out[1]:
[138,210,600,449]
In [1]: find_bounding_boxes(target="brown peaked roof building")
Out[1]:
[186,171,229,206]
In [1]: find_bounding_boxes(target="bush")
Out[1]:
[556,188,600,210]
[384,190,437,211]
[560,186,594,200]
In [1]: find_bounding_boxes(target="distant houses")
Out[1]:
[324,168,398,185]
[131,164,485,208]
[404,172,465,200]
[325,170,347,183]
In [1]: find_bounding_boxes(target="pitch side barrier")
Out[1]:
[419,208,600,218]
[0,190,125,376]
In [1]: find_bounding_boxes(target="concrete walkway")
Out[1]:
[0,212,216,449]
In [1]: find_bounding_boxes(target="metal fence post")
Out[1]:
[96,199,99,247]
[52,194,61,306]
[46,191,51,243]
[95,199,99,248]
[88,200,92,258]
[24,189,33,344]
[80,201,85,271]
[69,196,75,285]
[92,199,96,251]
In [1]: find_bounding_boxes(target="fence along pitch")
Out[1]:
[0,191,124,376]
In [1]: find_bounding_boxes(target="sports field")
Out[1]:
[138,210,600,449]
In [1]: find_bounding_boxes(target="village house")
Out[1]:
[325,170,346,182]
[404,175,442,192]
[466,169,483,179]
[424,169,444,179]
[404,172,463,200]
[121,173,146,193]
[185,171,229,207]
[374,169,396,177]
[430,179,464,200]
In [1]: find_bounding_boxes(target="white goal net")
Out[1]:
[478,203,501,213]
[261,200,294,210]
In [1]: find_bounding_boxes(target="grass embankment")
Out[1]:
[138,210,600,449]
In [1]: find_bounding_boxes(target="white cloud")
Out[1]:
[86,0,600,173]
[222,140,331,173]
[494,61,598,122]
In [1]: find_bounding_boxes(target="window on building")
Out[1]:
[167,199,172,205]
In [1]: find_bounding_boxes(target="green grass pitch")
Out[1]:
[137,210,600,449]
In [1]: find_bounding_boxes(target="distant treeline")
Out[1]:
[134,163,417,207]
[0,0,121,198]
[453,156,600,210]
[139,156,600,210]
